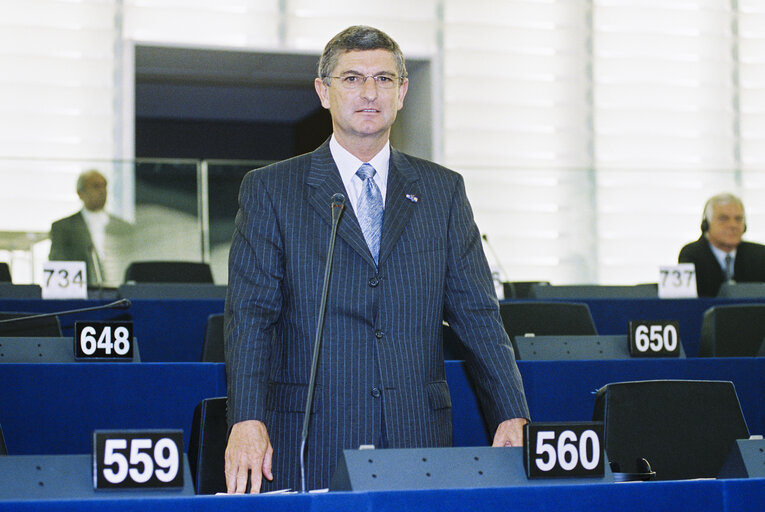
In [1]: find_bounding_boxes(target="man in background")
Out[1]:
[679,192,765,296]
[49,169,132,287]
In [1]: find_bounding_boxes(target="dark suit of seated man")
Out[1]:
[49,169,132,287]
[679,192,765,297]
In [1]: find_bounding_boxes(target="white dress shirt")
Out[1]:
[329,134,389,214]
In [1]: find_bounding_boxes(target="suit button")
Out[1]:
[368,276,379,287]
[371,387,381,398]
[375,330,384,339]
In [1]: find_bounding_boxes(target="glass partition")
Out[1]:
[205,160,270,284]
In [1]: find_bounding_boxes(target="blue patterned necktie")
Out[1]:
[355,163,384,264]
[724,254,733,282]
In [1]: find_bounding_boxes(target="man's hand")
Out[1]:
[492,417,529,447]
[224,420,273,493]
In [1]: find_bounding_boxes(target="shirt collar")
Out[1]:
[329,134,390,184]
[81,208,108,225]
[708,240,737,266]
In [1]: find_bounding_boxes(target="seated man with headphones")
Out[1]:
[679,192,765,297]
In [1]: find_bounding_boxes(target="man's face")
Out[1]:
[706,202,745,252]
[314,49,408,146]
[78,173,107,212]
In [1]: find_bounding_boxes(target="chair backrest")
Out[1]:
[188,397,228,494]
[700,304,765,357]
[499,302,597,338]
[503,281,550,299]
[529,283,657,299]
[117,283,227,300]
[593,380,749,480]
[443,302,597,359]
[0,263,10,283]
[0,424,7,455]
[0,284,42,299]
[202,313,225,362]
[0,313,62,337]
[124,261,214,284]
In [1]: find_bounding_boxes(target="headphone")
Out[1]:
[700,194,747,233]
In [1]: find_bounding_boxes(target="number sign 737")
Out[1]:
[658,263,697,298]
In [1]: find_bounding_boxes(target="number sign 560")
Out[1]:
[535,429,600,472]
[524,422,605,478]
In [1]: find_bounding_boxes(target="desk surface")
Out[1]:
[0,476,762,512]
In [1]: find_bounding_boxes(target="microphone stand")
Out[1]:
[89,245,106,300]
[299,193,345,493]
[0,299,132,325]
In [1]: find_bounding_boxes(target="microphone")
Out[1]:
[89,244,105,290]
[481,233,509,281]
[300,193,345,493]
[0,298,132,326]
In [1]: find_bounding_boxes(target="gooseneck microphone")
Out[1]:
[0,298,132,337]
[0,298,132,325]
[481,233,509,281]
[300,193,345,493]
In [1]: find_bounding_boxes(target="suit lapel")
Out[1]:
[306,142,376,267]
[378,149,420,266]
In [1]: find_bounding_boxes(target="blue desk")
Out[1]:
[452,358,765,445]
[0,473,762,511]
[0,297,762,511]
[524,296,765,357]
[0,363,226,454]
[3,296,763,361]
[0,298,224,362]
[1,359,761,456]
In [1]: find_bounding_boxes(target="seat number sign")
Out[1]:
[628,320,681,357]
[93,430,184,489]
[524,422,605,478]
[75,321,134,360]
[41,261,87,299]
[658,263,697,298]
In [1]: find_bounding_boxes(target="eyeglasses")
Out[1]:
[326,73,402,90]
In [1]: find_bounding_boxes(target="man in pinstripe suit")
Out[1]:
[224,25,530,493]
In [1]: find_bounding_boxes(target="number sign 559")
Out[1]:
[93,430,184,489]
[524,422,605,478]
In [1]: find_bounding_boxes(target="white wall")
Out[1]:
[3,0,765,285]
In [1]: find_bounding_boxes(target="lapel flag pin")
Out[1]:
[406,194,418,203]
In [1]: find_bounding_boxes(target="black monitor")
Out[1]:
[0,313,62,337]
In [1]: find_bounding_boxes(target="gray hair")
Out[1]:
[76,169,106,193]
[317,25,407,84]
[703,192,745,224]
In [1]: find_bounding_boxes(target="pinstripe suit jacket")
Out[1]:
[225,140,529,491]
